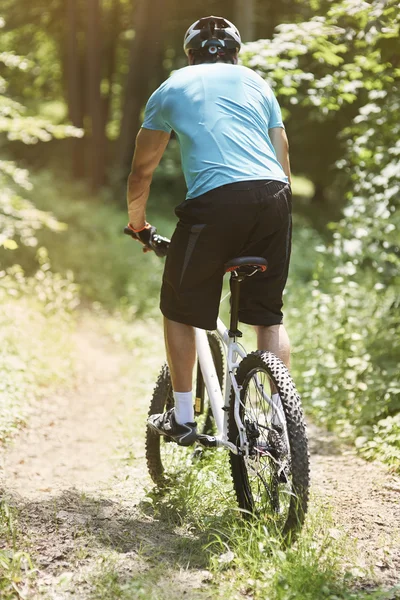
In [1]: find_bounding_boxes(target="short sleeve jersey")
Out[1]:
[143,63,288,199]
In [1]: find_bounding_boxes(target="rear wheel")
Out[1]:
[146,332,224,485]
[228,351,309,539]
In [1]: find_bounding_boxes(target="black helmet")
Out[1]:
[183,15,241,57]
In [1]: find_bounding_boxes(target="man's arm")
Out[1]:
[127,128,171,230]
[269,127,291,185]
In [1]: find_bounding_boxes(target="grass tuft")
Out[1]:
[0,501,36,600]
[142,450,397,600]
[0,256,77,443]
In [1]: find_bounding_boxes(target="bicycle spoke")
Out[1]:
[239,366,294,526]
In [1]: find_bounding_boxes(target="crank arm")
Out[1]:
[196,434,240,455]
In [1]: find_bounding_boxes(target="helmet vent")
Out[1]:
[183,15,241,57]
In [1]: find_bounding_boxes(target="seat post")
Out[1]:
[229,273,243,338]
[224,256,267,338]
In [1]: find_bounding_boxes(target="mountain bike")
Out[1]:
[124,227,310,538]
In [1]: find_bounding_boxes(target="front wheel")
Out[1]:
[228,351,309,539]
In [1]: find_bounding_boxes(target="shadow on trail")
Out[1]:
[1,487,211,570]
[2,483,399,600]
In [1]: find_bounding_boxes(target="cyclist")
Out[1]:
[126,16,292,446]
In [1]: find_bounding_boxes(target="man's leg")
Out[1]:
[255,324,290,369]
[147,317,198,446]
[164,317,196,424]
[255,324,290,421]
[164,317,196,391]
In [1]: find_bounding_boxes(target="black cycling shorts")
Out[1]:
[160,179,292,330]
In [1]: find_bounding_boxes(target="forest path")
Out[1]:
[1,312,399,598]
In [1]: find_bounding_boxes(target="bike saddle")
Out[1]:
[224,256,268,275]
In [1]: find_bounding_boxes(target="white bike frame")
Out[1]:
[195,317,286,457]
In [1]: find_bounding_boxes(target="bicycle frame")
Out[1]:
[195,315,286,457]
[195,320,244,455]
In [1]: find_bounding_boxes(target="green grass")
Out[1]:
[0,501,36,600]
[117,429,376,600]
[101,432,399,600]
[88,560,199,600]
[142,452,399,600]
[0,258,77,443]
[21,170,174,313]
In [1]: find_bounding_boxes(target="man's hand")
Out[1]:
[126,222,169,257]
[127,222,156,252]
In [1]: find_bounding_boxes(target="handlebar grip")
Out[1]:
[123,226,170,258]
[151,234,170,258]
[124,226,139,239]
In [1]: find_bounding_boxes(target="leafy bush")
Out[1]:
[13,171,173,314]
[243,0,400,468]
[290,279,399,429]
[356,414,400,471]
[0,16,82,253]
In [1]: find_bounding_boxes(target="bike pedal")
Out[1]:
[196,434,218,448]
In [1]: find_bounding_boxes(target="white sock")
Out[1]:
[173,391,194,424]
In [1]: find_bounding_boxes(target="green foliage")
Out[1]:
[356,414,400,470]
[13,172,172,313]
[243,0,400,468]
[0,501,36,599]
[243,1,399,114]
[290,279,399,428]
[0,6,63,104]
[0,21,81,142]
[0,16,82,252]
[0,160,66,250]
[241,0,400,209]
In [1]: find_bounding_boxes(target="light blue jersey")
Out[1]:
[142,63,288,199]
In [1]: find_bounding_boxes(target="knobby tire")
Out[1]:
[228,351,309,540]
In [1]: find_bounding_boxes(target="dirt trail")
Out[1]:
[2,326,125,498]
[1,316,213,599]
[309,424,400,586]
[1,315,399,598]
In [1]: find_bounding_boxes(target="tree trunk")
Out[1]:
[87,0,106,191]
[102,0,120,135]
[66,0,85,179]
[116,0,167,180]
[235,0,255,42]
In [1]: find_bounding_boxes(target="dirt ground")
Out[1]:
[1,315,399,598]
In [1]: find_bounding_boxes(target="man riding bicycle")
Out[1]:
[126,16,292,447]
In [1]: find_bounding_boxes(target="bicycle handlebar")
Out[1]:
[123,226,170,258]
